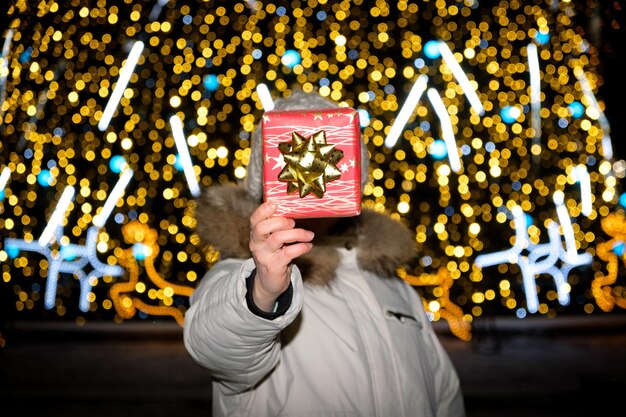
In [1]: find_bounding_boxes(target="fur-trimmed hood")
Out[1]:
[194,183,418,285]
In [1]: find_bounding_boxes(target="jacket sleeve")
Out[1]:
[183,257,304,395]
[416,307,466,417]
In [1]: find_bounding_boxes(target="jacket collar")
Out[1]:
[193,183,417,285]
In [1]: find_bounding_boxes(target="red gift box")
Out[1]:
[262,107,362,218]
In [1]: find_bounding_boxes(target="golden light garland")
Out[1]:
[110,220,194,326]
[593,213,626,312]
[400,267,472,341]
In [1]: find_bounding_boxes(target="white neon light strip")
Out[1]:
[438,41,484,116]
[527,43,541,151]
[0,29,13,126]
[575,165,592,217]
[256,83,274,111]
[92,168,134,227]
[170,115,201,197]
[384,74,428,148]
[553,190,593,266]
[474,205,528,267]
[98,41,145,131]
[518,221,565,313]
[0,28,13,89]
[426,88,462,173]
[38,186,75,246]
[149,0,170,21]
[0,166,11,189]
[527,221,570,306]
[575,68,613,159]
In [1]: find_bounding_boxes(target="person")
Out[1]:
[183,90,466,417]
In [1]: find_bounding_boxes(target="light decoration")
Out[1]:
[527,42,542,164]
[437,41,484,116]
[0,28,13,121]
[256,83,275,111]
[400,266,472,341]
[98,41,144,131]
[0,1,623,334]
[0,166,11,198]
[38,186,75,247]
[109,220,194,326]
[593,213,626,311]
[553,191,593,268]
[426,88,462,173]
[5,169,132,312]
[149,0,171,22]
[574,67,613,159]
[574,165,593,217]
[169,115,201,198]
[475,183,594,314]
[384,74,428,148]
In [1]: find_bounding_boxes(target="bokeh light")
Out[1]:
[0,0,624,333]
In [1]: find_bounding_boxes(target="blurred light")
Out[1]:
[281,50,301,67]
[424,40,441,59]
[357,109,370,127]
[109,155,128,173]
[37,170,54,187]
[98,41,144,131]
[500,106,521,123]
[429,139,448,159]
[203,74,220,91]
[568,101,585,118]
[384,74,428,148]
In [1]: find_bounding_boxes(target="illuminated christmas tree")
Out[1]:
[1,0,624,340]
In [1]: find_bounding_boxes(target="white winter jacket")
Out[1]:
[184,184,465,417]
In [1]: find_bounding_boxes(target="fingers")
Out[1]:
[248,202,315,307]
[253,225,315,255]
[250,202,278,230]
[249,201,314,259]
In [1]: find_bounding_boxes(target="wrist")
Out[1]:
[245,268,294,320]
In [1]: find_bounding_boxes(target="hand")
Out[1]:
[248,202,314,312]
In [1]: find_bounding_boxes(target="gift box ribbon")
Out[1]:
[277,129,344,198]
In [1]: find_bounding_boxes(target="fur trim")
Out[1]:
[194,183,417,284]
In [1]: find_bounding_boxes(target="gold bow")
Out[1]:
[277,130,343,198]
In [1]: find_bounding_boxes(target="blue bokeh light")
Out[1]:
[6,243,19,259]
[612,241,625,257]
[525,214,534,227]
[19,47,32,64]
[281,49,301,67]
[568,101,585,118]
[37,170,53,187]
[174,154,183,171]
[133,243,149,260]
[534,31,550,45]
[203,74,220,91]
[500,106,521,123]
[429,139,447,159]
[423,40,441,59]
[109,155,127,173]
